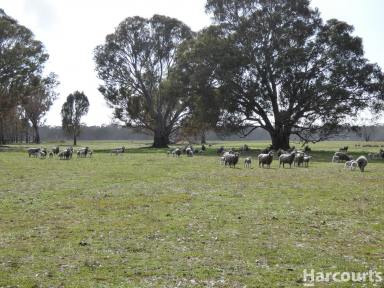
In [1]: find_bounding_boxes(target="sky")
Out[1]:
[0,0,383,126]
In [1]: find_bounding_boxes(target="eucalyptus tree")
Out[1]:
[0,9,49,143]
[201,0,384,149]
[21,73,58,143]
[61,91,89,146]
[94,15,194,147]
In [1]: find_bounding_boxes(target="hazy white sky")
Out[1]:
[0,0,383,126]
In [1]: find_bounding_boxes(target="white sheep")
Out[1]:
[27,148,40,158]
[244,157,252,168]
[344,160,358,170]
[258,151,273,168]
[279,151,296,168]
[111,146,125,155]
[172,148,181,157]
[224,152,240,168]
[303,155,312,167]
[332,155,340,163]
[294,151,305,167]
[356,156,368,172]
[186,147,194,157]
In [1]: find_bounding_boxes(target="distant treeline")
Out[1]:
[34,125,384,142]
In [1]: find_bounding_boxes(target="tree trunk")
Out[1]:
[73,134,77,146]
[153,129,169,148]
[270,127,291,150]
[200,130,207,144]
[32,124,40,144]
[0,118,4,145]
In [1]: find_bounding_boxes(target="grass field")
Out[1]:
[1,140,384,287]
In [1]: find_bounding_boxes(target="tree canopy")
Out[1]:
[21,73,58,143]
[61,91,89,146]
[0,9,54,144]
[94,15,194,147]
[194,0,384,149]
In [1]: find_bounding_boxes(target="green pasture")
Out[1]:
[0,141,383,287]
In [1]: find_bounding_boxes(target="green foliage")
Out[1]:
[0,9,48,105]
[174,27,226,141]
[61,91,89,145]
[94,15,194,147]
[199,0,384,148]
[0,9,50,143]
[21,73,59,143]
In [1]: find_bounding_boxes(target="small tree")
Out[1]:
[21,73,58,143]
[61,91,89,146]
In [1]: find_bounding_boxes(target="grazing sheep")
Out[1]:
[39,149,47,159]
[244,157,252,168]
[217,146,225,155]
[369,149,384,160]
[294,151,305,167]
[186,147,194,157]
[111,146,125,155]
[27,148,40,157]
[182,145,193,154]
[368,152,380,160]
[258,151,274,168]
[277,149,287,157]
[48,152,54,158]
[58,150,65,160]
[339,146,349,153]
[222,151,234,157]
[333,152,353,162]
[172,148,181,157]
[303,155,312,167]
[68,147,73,159]
[279,151,296,168]
[52,146,60,155]
[332,155,340,163]
[224,152,240,168]
[88,150,93,158]
[77,147,89,158]
[356,156,368,172]
[344,160,358,171]
[219,156,225,165]
[58,148,72,160]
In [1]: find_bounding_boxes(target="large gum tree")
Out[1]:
[94,15,194,148]
[202,0,384,149]
[0,9,49,144]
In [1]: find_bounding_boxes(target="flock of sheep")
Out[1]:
[169,144,373,172]
[27,146,92,160]
[331,146,369,172]
[168,145,206,157]
[27,145,126,160]
[26,143,379,172]
[218,148,312,169]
